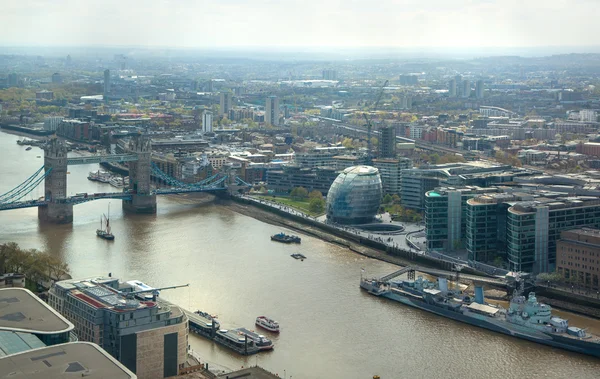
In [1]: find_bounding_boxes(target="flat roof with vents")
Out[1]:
[0,288,73,335]
[0,342,136,379]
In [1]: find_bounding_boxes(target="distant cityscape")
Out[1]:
[2,48,600,377]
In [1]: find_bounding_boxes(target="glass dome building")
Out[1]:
[326,166,382,225]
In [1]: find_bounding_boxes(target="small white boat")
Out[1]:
[255,316,279,333]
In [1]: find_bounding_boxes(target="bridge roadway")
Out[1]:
[66,154,139,165]
[0,183,228,211]
[378,265,507,287]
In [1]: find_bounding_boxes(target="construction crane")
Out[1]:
[363,80,389,164]
[125,283,189,301]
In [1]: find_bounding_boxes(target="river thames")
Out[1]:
[1,130,599,378]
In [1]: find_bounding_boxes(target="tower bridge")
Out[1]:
[0,135,250,223]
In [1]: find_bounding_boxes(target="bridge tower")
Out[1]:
[123,135,156,214]
[38,137,73,223]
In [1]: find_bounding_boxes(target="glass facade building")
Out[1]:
[425,187,501,251]
[326,166,382,225]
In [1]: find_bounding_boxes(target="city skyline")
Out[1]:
[2,0,599,50]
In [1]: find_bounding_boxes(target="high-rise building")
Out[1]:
[49,276,188,379]
[475,80,484,99]
[322,69,337,80]
[103,69,111,96]
[378,126,397,158]
[265,95,280,126]
[219,92,232,116]
[7,73,18,87]
[462,79,471,98]
[400,95,412,109]
[202,110,213,133]
[51,72,62,83]
[373,158,412,196]
[449,79,457,97]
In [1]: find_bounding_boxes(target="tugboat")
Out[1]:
[270,232,301,244]
[96,204,115,240]
[255,316,280,333]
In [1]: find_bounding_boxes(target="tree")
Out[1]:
[309,197,325,213]
[290,187,308,200]
[391,194,401,204]
[309,190,323,200]
[383,194,393,204]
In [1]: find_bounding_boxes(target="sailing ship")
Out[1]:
[96,204,115,240]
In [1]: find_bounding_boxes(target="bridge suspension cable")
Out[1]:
[0,168,52,204]
[0,166,45,202]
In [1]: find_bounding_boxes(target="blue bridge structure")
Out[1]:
[0,136,250,223]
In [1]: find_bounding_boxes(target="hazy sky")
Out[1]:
[2,0,598,49]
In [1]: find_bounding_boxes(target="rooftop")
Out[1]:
[218,366,280,379]
[0,342,136,379]
[0,331,45,358]
[342,165,379,176]
[0,288,74,335]
[54,277,156,312]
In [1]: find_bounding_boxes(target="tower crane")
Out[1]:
[125,283,190,301]
[363,80,389,164]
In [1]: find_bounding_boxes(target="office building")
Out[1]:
[462,79,471,98]
[49,276,188,378]
[373,158,412,196]
[7,73,18,87]
[202,110,213,133]
[104,69,111,96]
[322,69,337,80]
[51,72,62,83]
[326,166,382,225]
[294,147,346,168]
[266,165,339,194]
[378,126,397,158]
[219,92,232,116]
[400,162,534,210]
[449,79,457,97]
[0,342,137,379]
[465,192,518,262]
[476,80,484,99]
[425,187,503,251]
[265,95,280,126]
[557,228,600,290]
[507,198,600,273]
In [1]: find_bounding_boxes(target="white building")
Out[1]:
[579,109,598,122]
[43,116,63,131]
[409,124,426,140]
[202,110,213,133]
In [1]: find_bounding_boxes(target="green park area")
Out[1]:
[252,187,326,217]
